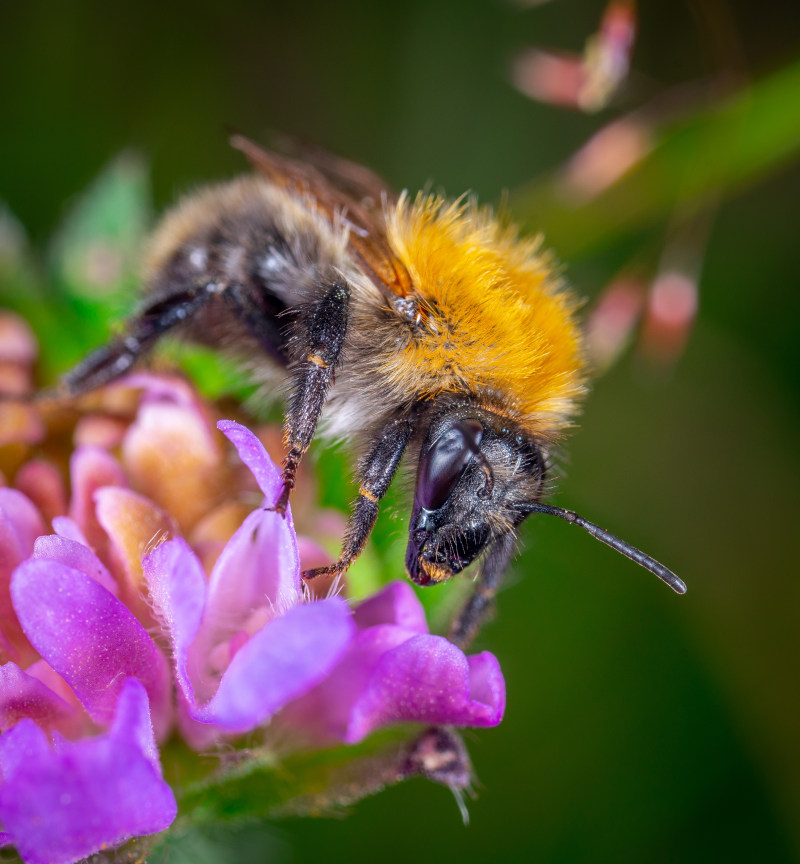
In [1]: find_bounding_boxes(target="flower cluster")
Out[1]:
[0,313,505,864]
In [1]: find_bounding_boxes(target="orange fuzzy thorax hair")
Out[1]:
[385,193,586,440]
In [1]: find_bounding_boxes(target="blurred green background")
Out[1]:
[2,1,799,862]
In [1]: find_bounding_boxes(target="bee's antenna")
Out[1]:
[527,502,687,595]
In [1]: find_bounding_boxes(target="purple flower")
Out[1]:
[0,679,176,864]
[11,540,173,738]
[0,493,177,860]
[143,422,504,747]
[141,420,355,745]
[0,349,506,864]
[278,580,505,745]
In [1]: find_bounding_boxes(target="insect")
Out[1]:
[61,135,685,646]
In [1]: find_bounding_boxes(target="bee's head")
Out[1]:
[406,407,546,586]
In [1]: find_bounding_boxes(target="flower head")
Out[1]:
[0,311,505,863]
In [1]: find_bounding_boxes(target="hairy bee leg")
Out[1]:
[274,279,350,514]
[61,287,215,397]
[303,416,414,583]
[447,532,517,649]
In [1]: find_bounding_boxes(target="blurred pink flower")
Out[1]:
[511,0,636,112]
[640,269,699,369]
[583,275,646,372]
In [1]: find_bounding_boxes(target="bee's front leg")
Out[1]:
[274,279,350,515]
[303,415,414,586]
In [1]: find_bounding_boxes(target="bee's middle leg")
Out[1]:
[274,279,350,514]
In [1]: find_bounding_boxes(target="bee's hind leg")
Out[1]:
[273,279,350,515]
[447,532,517,649]
[61,287,215,397]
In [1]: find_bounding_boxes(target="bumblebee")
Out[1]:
[63,136,685,646]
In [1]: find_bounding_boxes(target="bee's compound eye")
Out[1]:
[417,420,483,511]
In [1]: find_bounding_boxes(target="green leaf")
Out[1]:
[48,151,151,306]
[1,154,154,382]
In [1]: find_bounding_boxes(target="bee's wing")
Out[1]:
[265,134,395,219]
[231,134,412,300]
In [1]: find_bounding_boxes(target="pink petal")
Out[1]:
[146,539,355,735]
[23,660,82,713]
[68,446,127,554]
[11,558,172,739]
[353,581,429,633]
[196,598,355,732]
[217,420,282,502]
[0,662,80,735]
[175,691,221,751]
[124,371,205,409]
[0,679,176,864]
[33,534,117,594]
[342,634,506,742]
[199,507,301,657]
[0,488,44,553]
[122,398,224,532]
[0,489,44,663]
[51,515,88,544]
[466,651,507,717]
[283,627,506,745]
[143,538,206,703]
[73,413,130,449]
[0,313,37,365]
[14,460,68,525]
[94,486,177,604]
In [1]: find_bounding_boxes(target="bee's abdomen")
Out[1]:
[141,178,350,365]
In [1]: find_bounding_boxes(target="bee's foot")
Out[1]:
[267,483,292,519]
[302,565,338,582]
[301,564,345,600]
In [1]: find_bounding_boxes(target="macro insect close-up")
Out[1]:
[59,133,685,647]
[2,2,799,863]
